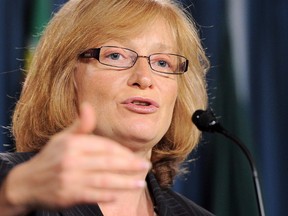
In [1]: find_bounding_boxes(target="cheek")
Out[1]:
[160,80,178,117]
[75,64,110,103]
[165,80,178,105]
[76,78,111,106]
[75,75,94,103]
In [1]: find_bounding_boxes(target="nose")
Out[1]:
[127,56,154,89]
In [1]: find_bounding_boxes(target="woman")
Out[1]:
[0,0,213,215]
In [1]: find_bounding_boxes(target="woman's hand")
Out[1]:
[2,103,151,213]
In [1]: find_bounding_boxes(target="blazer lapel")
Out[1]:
[146,172,173,216]
[28,205,103,216]
[60,204,103,216]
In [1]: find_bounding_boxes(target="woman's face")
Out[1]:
[75,19,178,155]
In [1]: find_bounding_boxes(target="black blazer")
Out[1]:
[0,152,214,216]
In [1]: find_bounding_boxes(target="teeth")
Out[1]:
[132,101,150,106]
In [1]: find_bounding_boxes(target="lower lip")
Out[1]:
[123,103,158,114]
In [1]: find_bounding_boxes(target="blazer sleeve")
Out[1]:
[0,152,36,186]
[0,153,15,186]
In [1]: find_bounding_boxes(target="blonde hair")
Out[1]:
[13,0,209,187]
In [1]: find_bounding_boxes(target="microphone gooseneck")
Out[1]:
[192,109,266,216]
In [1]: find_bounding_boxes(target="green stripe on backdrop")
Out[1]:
[25,0,53,69]
[210,24,258,216]
[210,56,257,216]
[29,0,53,44]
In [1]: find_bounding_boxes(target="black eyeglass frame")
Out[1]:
[78,46,189,75]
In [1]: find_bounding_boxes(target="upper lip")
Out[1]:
[122,96,160,108]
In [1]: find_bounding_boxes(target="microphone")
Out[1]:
[192,109,265,216]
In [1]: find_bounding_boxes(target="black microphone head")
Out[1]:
[192,109,222,133]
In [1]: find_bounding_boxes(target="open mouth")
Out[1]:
[131,101,151,106]
[122,97,159,114]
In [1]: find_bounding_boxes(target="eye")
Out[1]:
[104,50,127,61]
[99,47,136,67]
[101,48,129,64]
[151,55,173,70]
[157,60,170,68]
[108,53,121,60]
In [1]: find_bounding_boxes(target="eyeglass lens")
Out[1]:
[98,46,187,74]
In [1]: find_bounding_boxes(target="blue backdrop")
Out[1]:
[1,0,287,215]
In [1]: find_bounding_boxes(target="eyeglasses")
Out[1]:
[79,46,189,75]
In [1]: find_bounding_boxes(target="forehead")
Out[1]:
[100,18,178,52]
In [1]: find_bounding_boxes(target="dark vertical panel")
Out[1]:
[248,0,288,215]
[0,0,30,151]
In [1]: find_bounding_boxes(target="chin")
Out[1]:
[121,138,158,154]
[129,124,163,140]
[116,129,163,152]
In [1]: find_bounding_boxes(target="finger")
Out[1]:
[57,173,146,204]
[84,172,147,190]
[68,102,96,134]
[65,135,139,158]
[72,154,151,172]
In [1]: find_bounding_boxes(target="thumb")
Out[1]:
[68,102,96,134]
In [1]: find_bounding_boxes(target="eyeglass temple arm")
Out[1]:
[79,48,101,59]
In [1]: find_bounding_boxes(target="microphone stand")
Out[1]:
[192,110,266,216]
[215,124,265,216]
